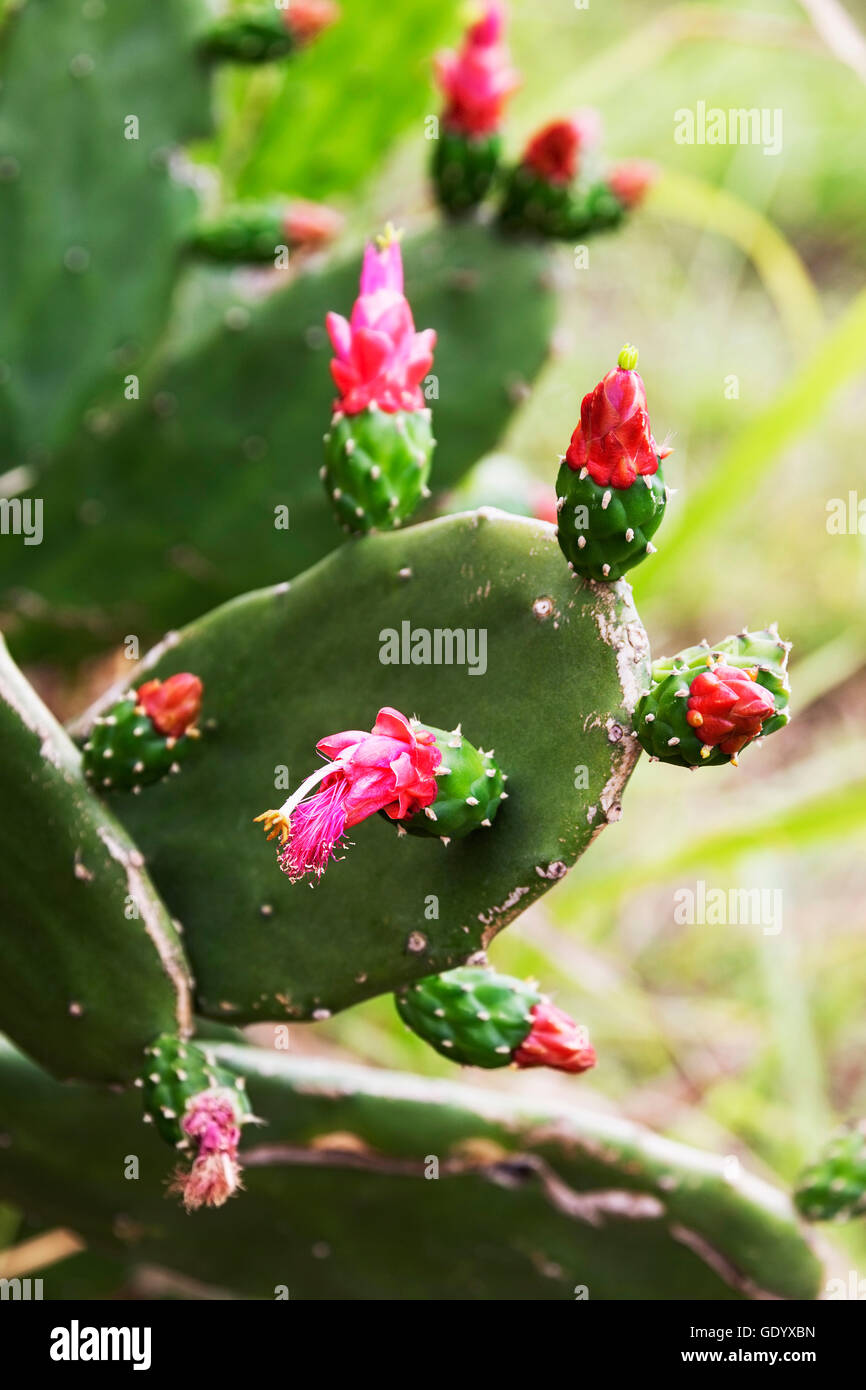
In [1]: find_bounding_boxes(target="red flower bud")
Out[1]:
[565,345,671,489]
[607,159,658,209]
[136,673,202,739]
[283,199,343,249]
[284,0,339,45]
[522,110,601,185]
[686,664,776,757]
[513,1001,597,1074]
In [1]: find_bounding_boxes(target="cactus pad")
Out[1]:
[0,638,191,1083]
[97,510,648,1022]
[0,1037,824,1300]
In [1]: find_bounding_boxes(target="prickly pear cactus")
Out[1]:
[0,1038,823,1300]
[796,1125,866,1223]
[0,224,555,663]
[0,0,812,1302]
[0,638,191,1084]
[93,509,648,1021]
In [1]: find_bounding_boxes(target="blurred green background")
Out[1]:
[3,0,866,1284]
[192,0,866,1280]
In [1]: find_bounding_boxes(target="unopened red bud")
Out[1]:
[136,673,202,739]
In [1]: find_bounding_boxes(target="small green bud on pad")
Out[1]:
[81,673,203,792]
[396,966,596,1073]
[141,1032,256,1211]
[796,1124,866,1223]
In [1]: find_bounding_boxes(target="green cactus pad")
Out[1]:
[96,510,648,1022]
[80,694,200,794]
[635,627,791,767]
[795,1125,866,1222]
[0,1037,823,1300]
[140,1032,253,1150]
[556,461,667,582]
[0,0,210,457]
[0,638,192,1084]
[396,723,505,839]
[432,130,502,215]
[0,224,555,664]
[396,966,539,1066]
[323,408,434,533]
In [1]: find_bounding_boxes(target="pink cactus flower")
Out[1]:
[565,345,671,490]
[284,199,343,249]
[325,226,436,415]
[607,158,658,209]
[136,673,202,739]
[255,707,442,882]
[169,1091,246,1212]
[434,1,520,137]
[513,1000,597,1074]
[522,110,602,185]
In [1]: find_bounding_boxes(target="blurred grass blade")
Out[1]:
[563,770,866,916]
[635,286,866,602]
[647,170,824,352]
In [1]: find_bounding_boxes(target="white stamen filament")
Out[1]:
[276,760,337,820]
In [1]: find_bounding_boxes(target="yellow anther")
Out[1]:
[254,810,291,846]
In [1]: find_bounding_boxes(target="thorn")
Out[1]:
[645,542,656,554]
[465,796,479,806]
[667,736,680,746]
[601,490,612,511]
[424,806,438,820]
[480,818,491,827]
[440,836,451,846]
[577,535,586,549]
[625,528,634,543]
[644,712,655,722]
[602,563,610,577]
[370,465,381,480]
